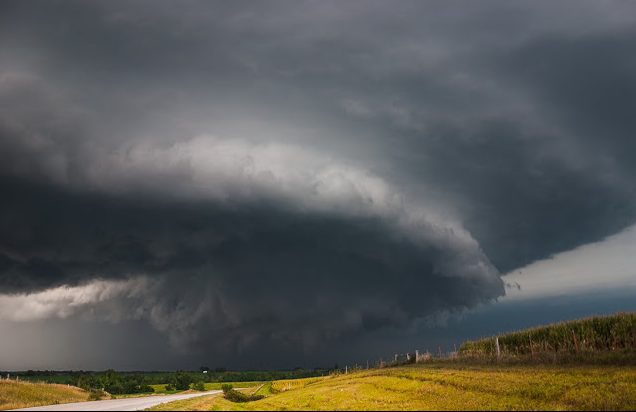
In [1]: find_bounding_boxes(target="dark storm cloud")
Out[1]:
[0,174,502,352]
[0,0,635,360]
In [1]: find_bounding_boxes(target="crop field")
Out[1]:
[460,312,636,357]
[145,362,636,411]
[0,379,92,411]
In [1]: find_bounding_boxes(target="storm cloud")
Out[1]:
[0,1,635,364]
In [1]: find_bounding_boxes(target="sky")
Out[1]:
[0,0,635,371]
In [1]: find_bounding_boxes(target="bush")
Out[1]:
[223,388,265,403]
[221,383,233,393]
[164,383,176,392]
[194,381,205,391]
[87,389,105,401]
[173,371,193,391]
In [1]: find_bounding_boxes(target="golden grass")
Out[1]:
[0,379,91,411]
[270,377,329,393]
[145,362,636,411]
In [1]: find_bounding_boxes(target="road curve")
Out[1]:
[9,390,225,411]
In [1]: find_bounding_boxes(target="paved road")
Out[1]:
[10,390,225,411]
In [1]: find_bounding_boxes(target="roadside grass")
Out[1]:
[144,386,260,411]
[150,385,181,394]
[0,379,94,411]
[253,383,273,397]
[145,362,636,411]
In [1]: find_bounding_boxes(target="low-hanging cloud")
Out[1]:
[0,122,503,352]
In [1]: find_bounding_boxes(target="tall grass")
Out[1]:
[0,379,90,411]
[270,377,328,393]
[460,312,636,357]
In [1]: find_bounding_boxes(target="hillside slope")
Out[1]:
[0,379,90,411]
[147,362,636,411]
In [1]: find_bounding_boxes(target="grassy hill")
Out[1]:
[0,379,91,411]
[145,362,636,411]
[145,313,636,411]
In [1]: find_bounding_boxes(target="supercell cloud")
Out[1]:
[0,1,635,365]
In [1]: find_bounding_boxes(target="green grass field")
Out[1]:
[0,379,93,411]
[150,381,264,394]
[145,362,636,411]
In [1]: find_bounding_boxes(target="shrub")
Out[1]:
[194,381,205,391]
[223,388,265,403]
[87,389,105,401]
[173,372,193,391]
[221,383,233,393]
[164,383,176,392]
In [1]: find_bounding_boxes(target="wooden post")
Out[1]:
[495,337,501,361]
[345,365,348,374]
[415,350,420,362]
[573,330,580,354]
[439,347,442,359]
[380,358,383,367]
[394,354,398,364]
[529,335,534,359]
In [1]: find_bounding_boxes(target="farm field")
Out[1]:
[461,311,636,357]
[145,362,636,411]
[0,379,93,411]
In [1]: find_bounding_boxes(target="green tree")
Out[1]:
[77,375,92,391]
[102,369,122,394]
[173,371,193,391]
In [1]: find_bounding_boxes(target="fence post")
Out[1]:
[394,354,398,364]
[495,337,501,361]
[573,330,580,354]
[415,350,420,362]
[529,335,534,359]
